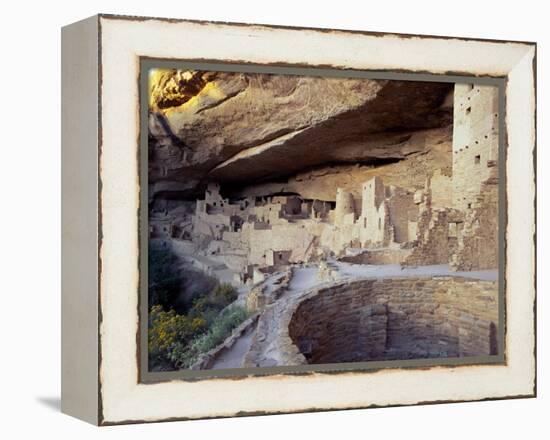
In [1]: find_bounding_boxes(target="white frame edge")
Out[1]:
[61,15,100,425]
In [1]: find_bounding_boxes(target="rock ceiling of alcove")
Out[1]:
[148,70,453,198]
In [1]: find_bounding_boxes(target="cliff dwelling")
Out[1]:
[145,69,500,372]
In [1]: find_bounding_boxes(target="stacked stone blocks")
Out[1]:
[284,277,498,365]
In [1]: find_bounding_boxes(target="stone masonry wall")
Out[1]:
[243,221,319,265]
[246,267,292,312]
[386,186,418,243]
[430,169,453,209]
[451,180,499,270]
[283,277,498,365]
[403,208,455,266]
[339,248,412,265]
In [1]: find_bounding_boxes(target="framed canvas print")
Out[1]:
[61,14,537,425]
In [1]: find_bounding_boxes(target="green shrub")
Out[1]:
[168,306,249,368]
[147,249,243,370]
[213,283,238,303]
[186,283,238,324]
[148,305,206,369]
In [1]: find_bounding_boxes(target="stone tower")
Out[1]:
[359,177,388,247]
[361,176,385,217]
[334,188,355,225]
[452,84,499,210]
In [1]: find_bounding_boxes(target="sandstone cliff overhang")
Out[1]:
[148,70,453,199]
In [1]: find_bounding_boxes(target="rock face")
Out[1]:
[148,69,453,201]
[231,127,452,202]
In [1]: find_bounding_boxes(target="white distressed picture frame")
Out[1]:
[61,14,536,425]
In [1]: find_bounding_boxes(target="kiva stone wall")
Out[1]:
[283,277,498,365]
[246,267,292,312]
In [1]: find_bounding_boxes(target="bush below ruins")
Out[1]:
[148,305,207,370]
[148,244,245,370]
[167,306,250,369]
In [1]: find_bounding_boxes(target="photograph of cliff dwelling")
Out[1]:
[145,68,501,373]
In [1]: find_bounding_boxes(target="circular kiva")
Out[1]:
[282,277,498,365]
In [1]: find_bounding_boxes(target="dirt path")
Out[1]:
[208,322,258,370]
